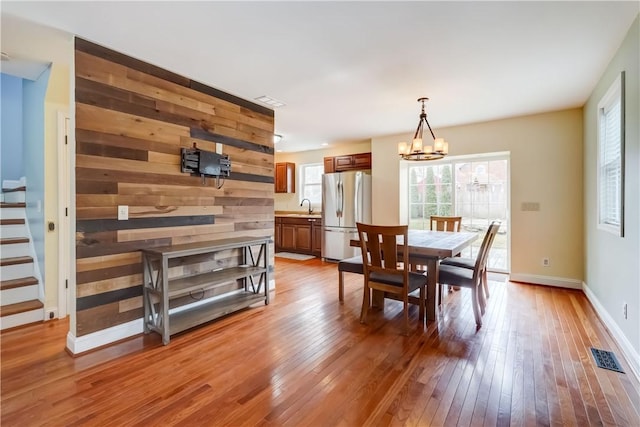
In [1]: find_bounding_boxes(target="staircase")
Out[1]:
[1,185,44,330]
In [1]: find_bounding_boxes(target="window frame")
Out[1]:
[298,162,324,205]
[404,152,511,273]
[596,71,625,237]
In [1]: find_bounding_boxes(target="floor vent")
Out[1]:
[591,348,625,373]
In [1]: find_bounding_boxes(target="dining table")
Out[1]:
[350,229,477,321]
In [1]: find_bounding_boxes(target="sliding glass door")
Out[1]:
[408,154,509,272]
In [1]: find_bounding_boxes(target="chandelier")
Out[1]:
[398,97,449,161]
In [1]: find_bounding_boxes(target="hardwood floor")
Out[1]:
[2,258,639,426]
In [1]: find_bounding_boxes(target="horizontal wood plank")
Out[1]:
[77,215,215,233]
[77,273,142,298]
[76,252,142,273]
[117,223,234,242]
[76,103,189,144]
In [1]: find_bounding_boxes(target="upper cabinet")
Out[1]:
[324,157,335,174]
[275,162,295,193]
[323,152,371,173]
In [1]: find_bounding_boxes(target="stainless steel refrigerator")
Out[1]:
[322,171,372,260]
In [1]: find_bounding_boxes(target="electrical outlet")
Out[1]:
[117,205,129,220]
[623,302,628,320]
[542,257,550,267]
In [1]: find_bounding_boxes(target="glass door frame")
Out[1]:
[404,151,511,274]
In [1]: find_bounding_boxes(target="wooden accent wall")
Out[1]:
[74,38,274,336]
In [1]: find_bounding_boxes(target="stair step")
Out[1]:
[1,219,25,226]
[0,238,29,245]
[1,276,38,290]
[2,186,26,193]
[0,256,33,267]
[1,224,27,239]
[0,299,43,317]
[0,202,26,208]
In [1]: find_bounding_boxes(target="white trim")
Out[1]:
[596,72,624,237]
[67,42,77,335]
[57,111,71,318]
[583,282,640,382]
[66,318,143,355]
[22,196,45,304]
[508,273,582,289]
[65,285,276,354]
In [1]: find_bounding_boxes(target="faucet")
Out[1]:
[300,198,313,214]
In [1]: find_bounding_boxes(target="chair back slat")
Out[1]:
[356,223,409,288]
[381,233,399,268]
[430,216,462,232]
[473,221,502,279]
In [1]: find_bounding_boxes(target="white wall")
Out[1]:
[372,108,584,286]
[583,16,639,373]
[2,15,72,318]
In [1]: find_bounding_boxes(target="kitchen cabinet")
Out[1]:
[275,219,282,249]
[324,157,335,173]
[275,216,322,256]
[323,152,371,173]
[275,162,295,193]
[312,221,323,255]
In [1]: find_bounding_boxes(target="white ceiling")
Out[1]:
[2,1,638,152]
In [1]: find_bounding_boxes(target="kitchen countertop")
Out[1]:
[275,211,322,219]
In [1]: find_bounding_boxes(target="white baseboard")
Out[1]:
[582,282,640,382]
[66,318,143,355]
[509,273,582,289]
[65,286,277,354]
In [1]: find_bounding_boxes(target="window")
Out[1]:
[409,164,454,229]
[407,154,510,272]
[299,163,323,204]
[597,72,625,237]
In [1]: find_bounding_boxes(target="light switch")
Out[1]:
[118,205,129,220]
[521,202,540,212]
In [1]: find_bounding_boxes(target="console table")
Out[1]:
[141,236,271,344]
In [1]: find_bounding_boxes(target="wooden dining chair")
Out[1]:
[429,215,462,232]
[440,221,502,300]
[437,221,501,327]
[429,215,463,297]
[356,223,427,335]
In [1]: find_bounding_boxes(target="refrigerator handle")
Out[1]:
[337,180,343,217]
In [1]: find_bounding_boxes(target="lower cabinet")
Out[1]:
[312,223,322,255]
[275,216,322,256]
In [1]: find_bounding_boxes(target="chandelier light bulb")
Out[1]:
[412,137,423,152]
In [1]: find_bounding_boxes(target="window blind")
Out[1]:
[597,73,624,236]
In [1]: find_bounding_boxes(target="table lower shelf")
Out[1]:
[168,291,266,337]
